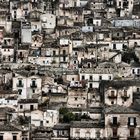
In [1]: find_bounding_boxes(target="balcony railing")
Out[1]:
[17,83,24,87]
[121,94,130,100]
[111,136,119,140]
[127,137,136,140]
[109,122,120,127]
[108,94,117,99]
[127,123,137,128]
[30,84,37,88]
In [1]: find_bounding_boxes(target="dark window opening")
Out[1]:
[99,76,102,80]
[13,135,17,140]
[113,117,117,125]
[82,75,85,80]
[113,44,116,50]
[20,105,23,109]
[30,105,34,111]
[89,83,93,88]
[0,135,3,140]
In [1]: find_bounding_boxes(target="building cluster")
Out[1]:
[0,0,140,140]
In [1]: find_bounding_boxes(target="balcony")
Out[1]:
[108,94,117,99]
[30,84,37,88]
[111,136,119,140]
[109,122,120,128]
[121,94,130,100]
[127,123,137,128]
[127,137,136,140]
[17,83,24,87]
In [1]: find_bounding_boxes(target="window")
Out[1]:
[18,80,22,86]
[113,117,117,125]
[18,89,22,95]
[13,136,17,140]
[74,1,76,7]
[113,44,116,50]
[8,56,10,61]
[32,80,36,86]
[0,135,3,140]
[89,75,93,80]
[20,105,23,109]
[30,105,34,111]
[75,97,77,101]
[137,88,140,92]
[75,52,77,55]
[111,101,114,104]
[53,50,56,55]
[88,63,90,68]
[40,121,43,126]
[72,78,74,81]
[109,76,112,80]
[81,75,85,80]
[89,83,93,88]
[119,1,121,6]
[133,34,136,38]
[132,69,135,74]
[3,56,5,61]
[63,57,66,62]
[124,90,127,96]
[117,33,119,36]
[32,89,35,93]
[138,69,140,74]
[111,90,115,96]
[74,61,76,64]
[96,21,99,26]
[99,75,102,80]
[128,117,136,126]
[44,6,46,11]
[63,50,66,55]
[46,120,49,123]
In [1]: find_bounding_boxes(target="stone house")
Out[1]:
[12,71,42,99]
[67,86,88,108]
[40,13,56,34]
[16,44,29,63]
[0,123,22,140]
[30,10,42,32]
[52,123,70,140]
[31,109,59,128]
[105,105,140,139]
[79,68,114,88]
[100,80,140,107]
[18,99,38,112]
[70,121,105,140]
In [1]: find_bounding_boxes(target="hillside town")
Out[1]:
[0,0,140,139]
